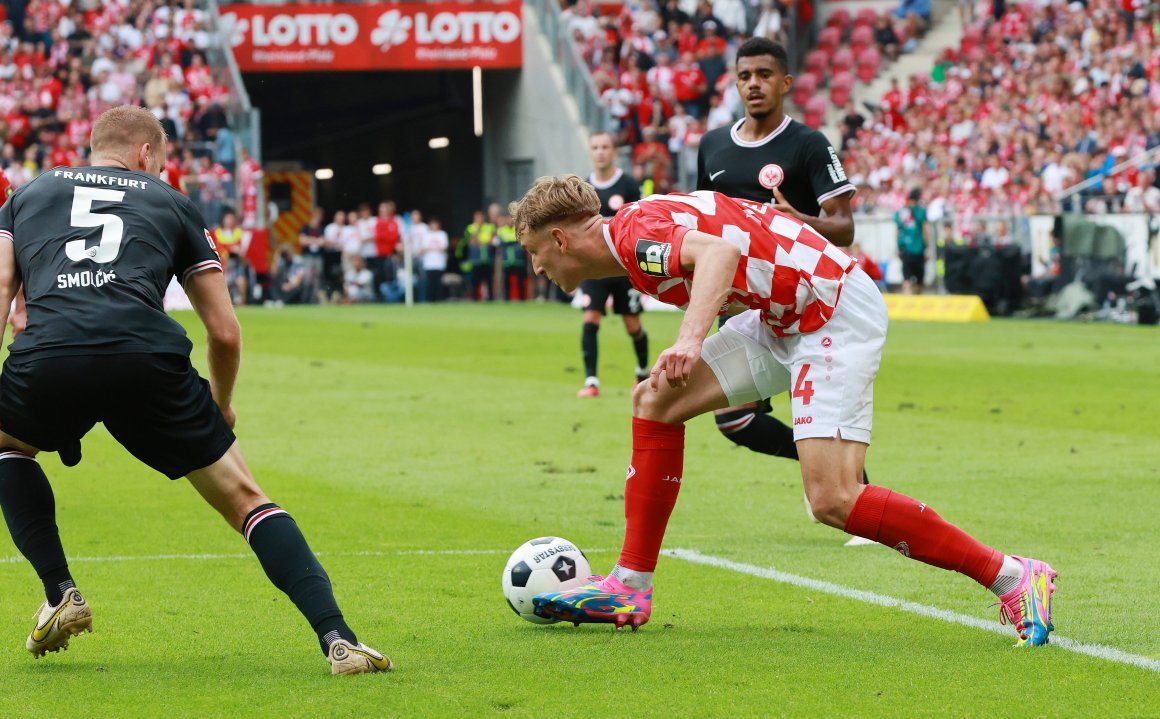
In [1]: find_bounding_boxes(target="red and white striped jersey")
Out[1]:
[604,191,855,336]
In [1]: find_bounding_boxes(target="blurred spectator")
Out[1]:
[497,214,527,301]
[895,188,929,294]
[343,255,375,303]
[419,216,449,303]
[849,243,886,289]
[374,200,403,299]
[464,210,496,301]
[273,246,309,305]
[840,102,865,150]
[1123,170,1160,213]
[321,209,347,303]
[875,13,902,61]
[213,209,249,305]
[298,207,326,304]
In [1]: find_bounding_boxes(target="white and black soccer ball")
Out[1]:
[501,536,591,624]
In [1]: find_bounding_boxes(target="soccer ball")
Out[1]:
[501,536,591,624]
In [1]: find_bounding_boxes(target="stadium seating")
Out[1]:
[817,26,842,54]
[856,48,881,83]
[825,8,852,34]
[829,71,854,107]
[793,71,820,109]
[805,49,830,80]
[804,96,828,130]
[854,7,879,30]
[850,25,874,55]
[831,47,855,75]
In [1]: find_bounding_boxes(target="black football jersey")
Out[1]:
[588,169,641,218]
[696,116,855,218]
[0,166,222,359]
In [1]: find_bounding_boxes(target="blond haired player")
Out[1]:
[510,175,1056,647]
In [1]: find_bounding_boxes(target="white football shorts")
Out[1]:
[702,268,889,444]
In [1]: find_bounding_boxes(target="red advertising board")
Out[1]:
[220,3,523,71]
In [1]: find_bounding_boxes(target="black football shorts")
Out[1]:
[0,353,235,479]
[581,277,643,316]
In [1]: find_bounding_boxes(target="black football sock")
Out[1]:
[0,451,74,605]
[242,503,357,656]
[716,411,800,460]
[630,329,649,376]
[581,322,599,380]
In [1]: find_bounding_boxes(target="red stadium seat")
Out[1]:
[854,7,878,29]
[851,25,874,54]
[825,8,851,33]
[829,71,854,106]
[818,26,841,52]
[792,71,819,108]
[805,48,830,79]
[831,47,855,74]
[856,48,881,83]
[804,96,828,129]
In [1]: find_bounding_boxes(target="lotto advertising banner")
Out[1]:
[220,3,523,71]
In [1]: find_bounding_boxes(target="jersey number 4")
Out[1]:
[793,364,815,406]
[66,186,126,264]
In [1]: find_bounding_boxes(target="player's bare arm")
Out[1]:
[650,230,740,390]
[185,268,242,428]
[771,188,855,247]
[0,236,21,332]
[9,289,27,337]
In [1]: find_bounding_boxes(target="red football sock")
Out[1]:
[844,485,1003,588]
[617,417,685,572]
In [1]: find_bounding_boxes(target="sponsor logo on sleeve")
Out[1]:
[826,147,848,183]
[635,239,672,277]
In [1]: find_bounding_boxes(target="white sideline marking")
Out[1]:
[664,548,1160,675]
[4,546,1155,674]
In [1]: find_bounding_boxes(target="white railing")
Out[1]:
[1054,145,1160,206]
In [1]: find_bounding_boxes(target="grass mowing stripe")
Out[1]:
[665,548,1160,675]
[0,548,616,564]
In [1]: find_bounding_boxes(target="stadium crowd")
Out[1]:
[841,0,1160,240]
[0,0,246,229]
[247,201,534,306]
[5,0,1159,305]
[568,0,1160,240]
[564,0,929,194]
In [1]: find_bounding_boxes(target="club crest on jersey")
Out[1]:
[635,239,671,277]
[758,164,784,190]
[609,194,625,211]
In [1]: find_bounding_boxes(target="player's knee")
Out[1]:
[631,380,669,422]
[715,408,756,440]
[804,484,860,529]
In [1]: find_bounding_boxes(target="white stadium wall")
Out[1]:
[482,6,590,206]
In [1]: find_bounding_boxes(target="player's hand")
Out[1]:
[219,404,237,429]
[8,310,26,338]
[650,338,702,390]
[770,187,800,218]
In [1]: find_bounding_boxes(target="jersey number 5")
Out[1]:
[66,186,126,264]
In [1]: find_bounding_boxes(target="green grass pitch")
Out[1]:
[1,304,1157,718]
